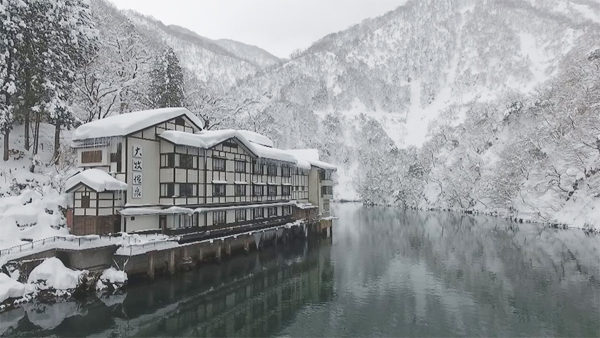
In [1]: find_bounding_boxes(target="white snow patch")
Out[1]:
[0,273,25,303]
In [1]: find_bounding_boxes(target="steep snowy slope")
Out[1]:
[121,10,276,93]
[220,0,600,203]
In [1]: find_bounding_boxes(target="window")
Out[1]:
[159,215,167,229]
[81,194,90,208]
[235,184,246,197]
[320,170,332,180]
[283,206,291,216]
[160,183,175,197]
[179,183,195,197]
[253,208,264,219]
[267,207,277,217]
[223,141,238,148]
[253,161,263,175]
[81,150,102,163]
[110,143,122,172]
[253,185,264,196]
[267,185,277,197]
[213,184,226,197]
[234,160,246,173]
[281,185,290,197]
[179,154,195,169]
[235,209,247,222]
[175,116,185,126]
[267,164,277,176]
[281,166,290,177]
[213,158,226,171]
[161,153,175,168]
[213,211,226,225]
[321,186,333,196]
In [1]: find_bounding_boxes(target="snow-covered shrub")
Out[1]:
[27,258,87,296]
[96,267,128,292]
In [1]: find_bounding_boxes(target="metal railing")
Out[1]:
[0,234,125,258]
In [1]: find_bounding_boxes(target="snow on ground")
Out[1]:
[0,188,68,251]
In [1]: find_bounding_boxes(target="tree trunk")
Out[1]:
[33,110,41,155]
[3,132,9,161]
[53,123,60,165]
[24,112,30,151]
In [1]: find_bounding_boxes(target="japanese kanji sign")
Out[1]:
[132,145,143,199]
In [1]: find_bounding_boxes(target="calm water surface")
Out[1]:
[2,204,600,337]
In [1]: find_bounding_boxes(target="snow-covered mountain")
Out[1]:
[231,0,599,146]
[100,3,280,93]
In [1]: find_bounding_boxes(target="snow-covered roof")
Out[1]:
[65,169,127,192]
[159,130,297,163]
[286,149,337,171]
[72,107,203,141]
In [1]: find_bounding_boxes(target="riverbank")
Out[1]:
[0,218,333,313]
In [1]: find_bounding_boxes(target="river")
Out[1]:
[2,203,600,337]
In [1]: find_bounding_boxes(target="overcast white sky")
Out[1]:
[109,0,407,58]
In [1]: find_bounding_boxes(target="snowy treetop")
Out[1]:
[72,107,203,141]
[65,169,127,192]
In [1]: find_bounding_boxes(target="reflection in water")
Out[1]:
[2,204,600,337]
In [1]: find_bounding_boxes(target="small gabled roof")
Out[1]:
[72,107,204,141]
[65,169,127,192]
[159,130,297,164]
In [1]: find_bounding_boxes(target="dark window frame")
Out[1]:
[267,164,277,176]
[253,185,264,196]
[253,161,263,175]
[267,185,277,196]
[160,183,175,198]
[234,184,246,197]
[81,150,102,163]
[179,154,195,169]
[281,166,290,177]
[81,194,90,208]
[234,160,246,173]
[267,207,277,217]
[281,185,291,197]
[235,209,247,222]
[213,211,226,225]
[213,184,226,197]
[161,153,175,168]
[213,157,226,171]
[253,208,264,219]
[179,183,195,197]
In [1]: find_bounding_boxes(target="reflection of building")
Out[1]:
[112,242,333,337]
[65,108,336,235]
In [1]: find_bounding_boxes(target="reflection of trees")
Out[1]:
[330,204,600,336]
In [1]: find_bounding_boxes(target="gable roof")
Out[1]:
[159,130,298,164]
[65,169,127,192]
[72,107,204,141]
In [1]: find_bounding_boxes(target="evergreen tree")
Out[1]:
[0,0,27,161]
[149,48,184,108]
